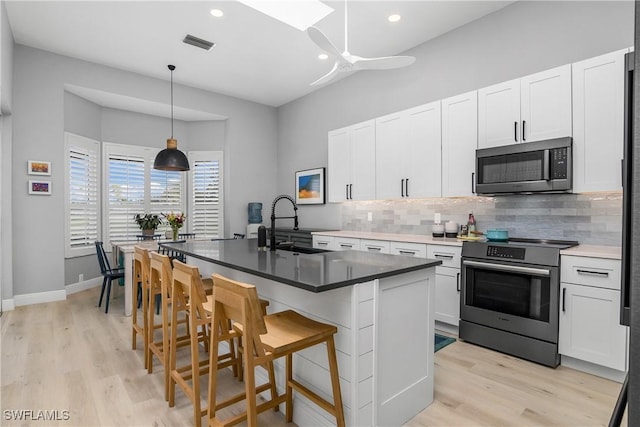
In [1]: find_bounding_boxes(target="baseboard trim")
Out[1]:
[14,290,67,307]
[2,299,15,311]
[561,355,626,383]
[66,277,102,295]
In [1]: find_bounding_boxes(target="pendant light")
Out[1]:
[153,64,190,171]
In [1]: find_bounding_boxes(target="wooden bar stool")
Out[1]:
[147,252,193,401]
[132,246,151,368]
[207,274,345,427]
[168,261,240,427]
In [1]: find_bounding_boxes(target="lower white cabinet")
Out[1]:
[361,239,391,254]
[428,245,462,326]
[559,255,627,371]
[334,237,361,251]
[433,267,460,326]
[389,241,427,258]
[312,235,334,250]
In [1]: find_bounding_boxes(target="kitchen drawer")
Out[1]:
[334,237,361,251]
[427,245,462,269]
[389,241,427,258]
[361,239,390,254]
[312,235,334,250]
[561,255,621,290]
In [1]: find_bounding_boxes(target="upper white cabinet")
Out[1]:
[478,65,572,149]
[572,49,626,192]
[328,120,376,202]
[375,102,442,199]
[441,91,478,197]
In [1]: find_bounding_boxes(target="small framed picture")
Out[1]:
[295,167,325,205]
[28,160,51,176]
[29,180,52,195]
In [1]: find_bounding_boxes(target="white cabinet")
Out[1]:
[559,255,627,371]
[441,91,478,197]
[327,120,376,202]
[312,235,334,250]
[428,245,462,326]
[376,102,442,199]
[389,241,427,258]
[478,65,572,149]
[361,239,390,254]
[572,49,626,192]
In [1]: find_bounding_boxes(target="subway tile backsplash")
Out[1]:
[341,192,622,247]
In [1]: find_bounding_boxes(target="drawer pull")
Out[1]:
[456,272,461,292]
[576,269,610,277]
[317,242,328,246]
[434,253,454,260]
[399,250,416,256]
[340,244,353,248]
[366,247,382,252]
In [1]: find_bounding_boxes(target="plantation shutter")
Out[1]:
[65,133,100,257]
[107,153,145,242]
[190,151,224,239]
[150,168,183,234]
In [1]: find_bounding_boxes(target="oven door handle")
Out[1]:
[462,260,551,277]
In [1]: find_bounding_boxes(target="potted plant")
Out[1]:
[134,213,162,237]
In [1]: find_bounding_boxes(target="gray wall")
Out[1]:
[12,45,278,296]
[1,1,14,303]
[276,1,635,231]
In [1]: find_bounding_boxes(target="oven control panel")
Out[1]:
[486,245,526,260]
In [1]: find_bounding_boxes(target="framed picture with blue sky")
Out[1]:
[295,167,325,205]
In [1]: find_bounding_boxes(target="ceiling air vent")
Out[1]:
[182,34,215,51]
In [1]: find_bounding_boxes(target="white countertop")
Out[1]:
[313,230,622,258]
[560,245,622,260]
[312,230,464,247]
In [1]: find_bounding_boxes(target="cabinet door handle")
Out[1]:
[346,184,349,200]
[434,253,454,260]
[405,178,409,197]
[471,172,476,194]
[401,179,405,197]
[456,272,461,292]
[522,120,526,141]
[576,269,610,277]
[349,184,353,200]
[398,250,416,256]
[562,287,566,312]
[514,121,518,142]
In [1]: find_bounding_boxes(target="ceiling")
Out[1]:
[5,1,514,108]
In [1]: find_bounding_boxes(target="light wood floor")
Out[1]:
[1,287,626,426]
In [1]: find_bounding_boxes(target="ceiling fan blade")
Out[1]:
[307,26,343,58]
[353,55,416,70]
[310,62,340,86]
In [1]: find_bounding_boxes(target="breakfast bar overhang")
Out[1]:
[160,239,441,427]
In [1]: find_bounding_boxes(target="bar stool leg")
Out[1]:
[285,353,293,423]
[327,336,345,427]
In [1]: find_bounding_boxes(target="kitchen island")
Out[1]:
[160,239,441,427]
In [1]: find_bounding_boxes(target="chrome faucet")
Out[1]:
[270,194,299,251]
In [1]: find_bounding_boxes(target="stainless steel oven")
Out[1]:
[459,238,578,367]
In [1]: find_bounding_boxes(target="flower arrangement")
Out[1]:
[163,212,186,240]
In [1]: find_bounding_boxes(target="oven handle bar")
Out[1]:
[462,260,551,277]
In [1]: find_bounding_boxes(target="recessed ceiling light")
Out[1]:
[318,53,329,60]
[388,14,401,23]
[210,9,224,18]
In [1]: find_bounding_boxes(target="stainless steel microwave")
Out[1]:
[475,137,572,195]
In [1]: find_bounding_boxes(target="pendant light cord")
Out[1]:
[170,66,174,139]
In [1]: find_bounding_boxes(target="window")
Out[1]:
[190,151,224,239]
[103,143,185,247]
[64,133,100,257]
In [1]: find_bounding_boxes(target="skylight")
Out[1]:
[237,0,334,31]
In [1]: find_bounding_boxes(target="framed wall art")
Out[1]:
[28,160,51,176]
[29,180,52,195]
[295,167,325,205]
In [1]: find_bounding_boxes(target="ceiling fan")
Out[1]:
[307,0,416,86]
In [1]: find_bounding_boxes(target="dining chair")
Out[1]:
[95,241,125,314]
[207,274,345,427]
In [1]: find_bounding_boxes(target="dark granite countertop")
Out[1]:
[160,239,441,293]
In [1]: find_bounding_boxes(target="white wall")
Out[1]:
[11,45,278,297]
[276,0,635,229]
